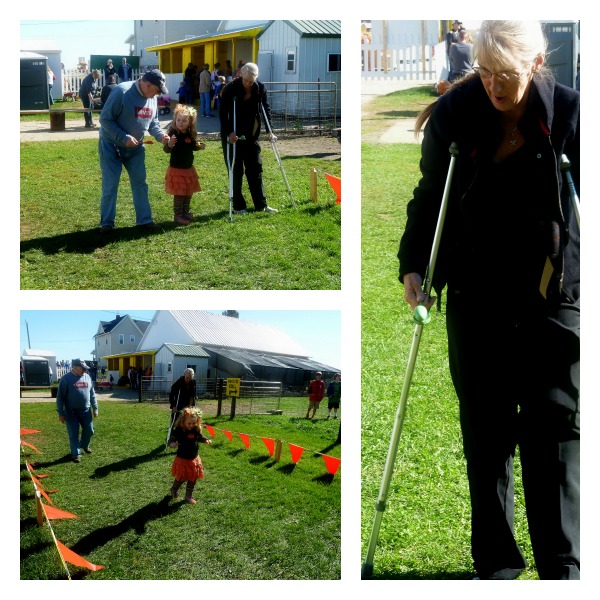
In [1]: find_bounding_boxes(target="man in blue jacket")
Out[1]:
[56,359,98,463]
[98,69,170,233]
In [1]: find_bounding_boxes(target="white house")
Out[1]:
[93,314,150,368]
[153,343,211,392]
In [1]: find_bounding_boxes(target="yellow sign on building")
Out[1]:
[226,378,241,397]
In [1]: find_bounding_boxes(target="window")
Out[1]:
[119,334,124,345]
[167,363,172,372]
[327,53,341,72]
[130,335,135,343]
[286,48,297,73]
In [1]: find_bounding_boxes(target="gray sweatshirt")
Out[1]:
[56,370,98,417]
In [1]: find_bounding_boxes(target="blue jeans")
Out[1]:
[99,139,153,227]
[65,408,94,457]
[200,92,211,116]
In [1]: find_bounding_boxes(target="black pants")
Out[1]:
[446,292,580,579]
[81,94,93,127]
[222,137,267,211]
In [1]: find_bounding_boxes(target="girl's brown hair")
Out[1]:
[174,407,203,433]
[168,104,198,138]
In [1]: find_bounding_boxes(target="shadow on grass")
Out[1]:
[20,540,55,562]
[312,473,336,485]
[35,454,76,469]
[365,569,475,580]
[378,110,422,119]
[284,152,340,162]
[70,496,183,557]
[277,463,298,475]
[90,444,167,479]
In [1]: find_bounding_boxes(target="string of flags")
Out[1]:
[20,428,105,578]
[202,424,341,476]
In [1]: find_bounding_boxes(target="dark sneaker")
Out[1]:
[72,455,81,463]
[99,225,114,234]
[82,447,92,454]
[137,222,158,230]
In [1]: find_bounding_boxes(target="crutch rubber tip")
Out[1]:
[413,305,431,324]
[361,562,374,579]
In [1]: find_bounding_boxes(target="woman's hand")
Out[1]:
[403,272,436,310]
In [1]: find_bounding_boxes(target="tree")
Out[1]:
[222,310,239,318]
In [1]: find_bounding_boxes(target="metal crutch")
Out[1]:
[226,97,238,223]
[165,391,179,450]
[560,154,580,229]
[260,102,297,209]
[362,142,459,579]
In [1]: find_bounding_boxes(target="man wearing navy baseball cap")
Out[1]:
[56,359,99,462]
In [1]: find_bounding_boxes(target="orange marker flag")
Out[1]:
[238,433,250,449]
[322,455,341,476]
[20,428,41,435]
[261,437,275,456]
[324,173,341,204]
[222,430,233,442]
[26,463,51,478]
[21,440,42,454]
[289,444,305,464]
[204,424,215,438]
[37,487,55,506]
[44,505,79,520]
[56,540,105,571]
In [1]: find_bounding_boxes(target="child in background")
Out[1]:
[213,75,226,111]
[176,81,187,105]
[168,407,212,504]
[326,373,341,419]
[163,104,205,225]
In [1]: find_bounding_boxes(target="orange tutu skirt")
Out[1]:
[171,455,204,481]
[165,166,201,196]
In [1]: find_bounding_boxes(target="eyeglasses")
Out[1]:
[474,63,531,82]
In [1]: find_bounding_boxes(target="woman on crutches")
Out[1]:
[398,21,579,580]
[219,62,279,214]
[169,368,197,414]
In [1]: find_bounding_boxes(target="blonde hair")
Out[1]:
[169,104,198,138]
[174,407,203,433]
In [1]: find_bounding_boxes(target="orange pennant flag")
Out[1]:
[21,440,42,454]
[37,487,54,506]
[322,455,342,476]
[238,433,250,449]
[222,430,233,442]
[56,540,105,571]
[44,504,79,520]
[26,463,50,478]
[31,475,49,491]
[261,437,275,456]
[204,424,215,438]
[289,444,305,464]
[20,428,41,435]
[324,173,341,204]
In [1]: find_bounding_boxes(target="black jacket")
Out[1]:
[398,72,579,314]
[169,376,197,411]
[219,77,272,142]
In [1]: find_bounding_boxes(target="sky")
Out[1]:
[19,310,341,370]
[20,20,135,69]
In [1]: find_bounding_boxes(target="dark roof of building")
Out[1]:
[258,20,341,39]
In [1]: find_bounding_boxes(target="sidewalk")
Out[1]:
[20,386,142,403]
[20,107,221,143]
[361,78,432,144]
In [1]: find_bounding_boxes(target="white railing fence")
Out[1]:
[361,42,440,81]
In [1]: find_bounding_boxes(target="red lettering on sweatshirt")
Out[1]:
[74,381,89,389]
[135,106,153,119]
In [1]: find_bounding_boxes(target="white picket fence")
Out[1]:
[361,42,439,81]
[61,69,141,97]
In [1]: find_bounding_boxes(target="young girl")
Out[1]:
[163,104,205,225]
[168,407,211,504]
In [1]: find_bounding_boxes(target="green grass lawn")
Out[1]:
[361,91,537,578]
[20,135,340,290]
[20,402,340,580]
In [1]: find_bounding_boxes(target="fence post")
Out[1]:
[35,491,44,526]
[230,395,236,420]
[274,439,283,462]
[217,379,223,417]
[310,169,318,202]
